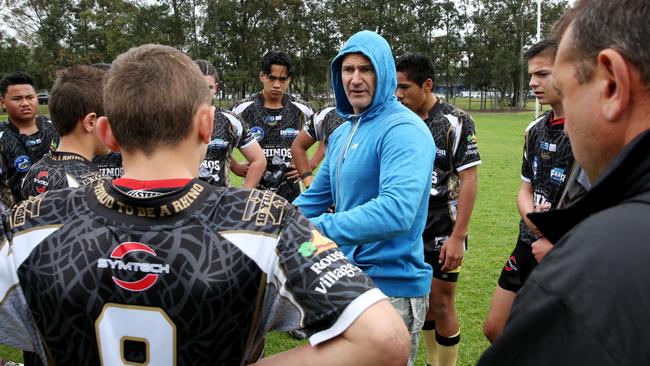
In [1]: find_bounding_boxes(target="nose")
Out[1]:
[395,88,403,100]
[529,76,539,88]
[350,70,364,85]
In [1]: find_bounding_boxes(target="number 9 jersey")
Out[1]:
[0,179,383,365]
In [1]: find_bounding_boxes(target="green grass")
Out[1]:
[0,111,537,365]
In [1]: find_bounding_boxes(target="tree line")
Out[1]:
[1,0,567,110]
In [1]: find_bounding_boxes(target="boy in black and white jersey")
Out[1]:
[0,72,59,207]
[194,59,266,188]
[395,52,481,366]
[483,39,588,343]
[232,51,313,201]
[21,65,108,200]
[0,44,409,366]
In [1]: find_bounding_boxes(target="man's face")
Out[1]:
[260,64,290,100]
[528,54,561,106]
[341,53,376,114]
[396,71,429,115]
[1,84,38,124]
[204,75,217,99]
[553,24,605,182]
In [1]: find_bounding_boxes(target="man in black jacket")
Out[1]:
[479,0,650,364]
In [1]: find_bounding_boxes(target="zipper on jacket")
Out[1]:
[336,115,361,206]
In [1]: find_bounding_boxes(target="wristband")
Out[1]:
[301,171,313,180]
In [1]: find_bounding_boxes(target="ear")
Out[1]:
[597,49,631,122]
[423,78,434,93]
[81,112,97,133]
[195,104,214,145]
[259,71,265,83]
[96,116,120,152]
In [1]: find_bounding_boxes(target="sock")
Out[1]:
[422,320,437,366]
[436,330,460,366]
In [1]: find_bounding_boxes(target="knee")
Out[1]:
[428,293,455,318]
[482,319,501,343]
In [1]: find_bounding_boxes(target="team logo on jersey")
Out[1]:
[299,230,338,257]
[280,128,299,140]
[25,138,42,147]
[97,242,170,292]
[251,126,265,141]
[504,255,518,272]
[14,155,32,172]
[550,167,566,185]
[208,138,229,149]
[34,171,49,194]
[466,134,477,144]
[540,141,557,152]
[265,114,283,125]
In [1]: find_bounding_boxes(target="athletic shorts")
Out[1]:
[423,203,465,282]
[497,230,537,292]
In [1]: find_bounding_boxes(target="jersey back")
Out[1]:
[0,180,380,365]
[20,151,105,200]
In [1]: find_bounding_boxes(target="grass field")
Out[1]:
[0,110,536,365]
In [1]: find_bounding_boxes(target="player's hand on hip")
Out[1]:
[285,164,301,182]
[231,161,250,177]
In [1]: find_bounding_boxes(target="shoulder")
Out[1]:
[218,109,243,130]
[314,106,336,123]
[289,99,314,117]
[525,112,549,134]
[231,96,258,115]
[9,185,89,232]
[541,202,650,278]
[210,187,298,234]
[381,103,431,137]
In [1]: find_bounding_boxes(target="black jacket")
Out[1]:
[479,129,650,365]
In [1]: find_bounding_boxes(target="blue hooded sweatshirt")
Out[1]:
[293,31,435,297]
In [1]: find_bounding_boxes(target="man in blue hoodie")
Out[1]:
[294,30,436,365]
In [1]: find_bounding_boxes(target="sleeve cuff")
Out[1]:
[308,288,387,346]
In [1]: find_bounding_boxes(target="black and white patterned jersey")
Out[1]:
[0,116,59,207]
[425,100,481,206]
[519,111,580,241]
[200,108,256,187]
[20,151,106,200]
[0,179,383,365]
[304,106,346,144]
[92,152,123,179]
[232,93,313,201]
